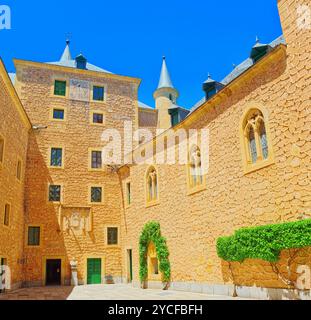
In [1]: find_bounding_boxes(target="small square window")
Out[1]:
[4,204,10,226]
[107,227,118,245]
[49,185,61,202]
[0,137,4,163]
[93,86,105,101]
[17,160,22,180]
[28,227,40,246]
[50,148,63,167]
[53,109,65,120]
[91,187,102,203]
[54,80,66,96]
[93,113,104,124]
[91,151,102,169]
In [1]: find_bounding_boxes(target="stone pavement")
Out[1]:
[0,284,251,300]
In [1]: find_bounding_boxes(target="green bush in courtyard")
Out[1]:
[139,221,171,283]
[217,219,311,263]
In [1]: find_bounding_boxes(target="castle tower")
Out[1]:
[277,0,311,53]
[153,57,179,129]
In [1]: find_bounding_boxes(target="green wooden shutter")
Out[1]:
[54,80,66,96]
[87,259,102,284]
[28,227,40,246]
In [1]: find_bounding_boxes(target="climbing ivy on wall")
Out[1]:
[139,221,171,283]
[217,219,311,263]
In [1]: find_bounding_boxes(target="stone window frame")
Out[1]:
[47,183,63,204]
[51,77,69,99]
[48,146,65,169]
[88,148,104,172]
[3,202,11,228]
[90,110,105,126]
[0,133,5,167]
[88,185,105,205]
[90,83,107,103]
[50,106,67,122]
[186,144,207,196]
[240,103,275,175]
[26,224,43,248]
[105,225,120,248]
[145,166,160,208]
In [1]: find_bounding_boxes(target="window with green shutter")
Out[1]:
[28,227,40,246]
[93,86,105,101]
[54,80,66,96]
[49,185,61,202]
[50,148,63,167]
[91,187,102,203]
[107,227,118,245]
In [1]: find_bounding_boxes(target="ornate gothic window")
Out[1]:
[189,145,203,188]
[146,166,158,203]
[241,107,273,173]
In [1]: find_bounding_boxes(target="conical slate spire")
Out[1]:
[157,56,174,89]
[60,39,72,62]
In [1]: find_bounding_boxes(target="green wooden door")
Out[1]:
[87,259,102,284]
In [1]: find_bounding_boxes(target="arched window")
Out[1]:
[146,167,158,203]
[241,108,273,172]
[189,145,203,188]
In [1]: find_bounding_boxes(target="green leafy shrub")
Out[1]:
[139,221,171,283]
[217,219,311,263]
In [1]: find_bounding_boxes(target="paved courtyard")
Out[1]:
[0,284,250,300]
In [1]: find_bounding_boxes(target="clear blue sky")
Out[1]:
[0,0,283,109]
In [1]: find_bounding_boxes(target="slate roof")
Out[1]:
[138,101,153,109]
[189,35,286,114]
[46,40,112,74]
[157,56,174,89]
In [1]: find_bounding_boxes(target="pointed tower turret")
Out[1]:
[153,57,179,129]
[60,39,72,62]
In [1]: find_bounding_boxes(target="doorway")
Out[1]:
[46,259,61,286]
[87,258,102,285]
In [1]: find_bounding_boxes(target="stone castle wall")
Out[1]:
[120,0,311,293]
[0,61,30,289]
[14,63,139,285]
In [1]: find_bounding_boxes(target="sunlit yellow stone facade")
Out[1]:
[0,0,310,298]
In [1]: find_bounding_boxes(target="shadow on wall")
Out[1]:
[220,247,311,300]
[23,132,70,287]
